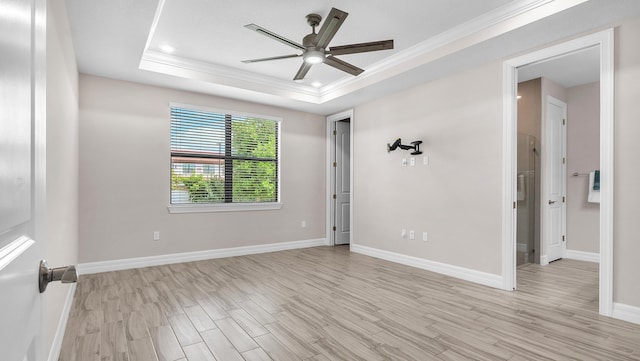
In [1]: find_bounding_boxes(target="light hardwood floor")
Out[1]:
[59,246,640,361]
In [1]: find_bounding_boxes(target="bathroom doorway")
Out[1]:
[515,46,599,267]
[503,29,614,316]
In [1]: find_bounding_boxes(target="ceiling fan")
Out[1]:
[242,7,394,81]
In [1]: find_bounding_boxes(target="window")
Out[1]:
[169,104,280,212]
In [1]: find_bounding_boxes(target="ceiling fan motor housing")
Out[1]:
[303,33,317,47]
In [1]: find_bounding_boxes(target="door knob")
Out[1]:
[548,200,556,205]
[39,260,78,293]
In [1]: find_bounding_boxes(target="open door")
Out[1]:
[543,96,567,263]
[0,1,47,360]
[334,120,351,245]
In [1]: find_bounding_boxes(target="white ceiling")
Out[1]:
[65,0,640,115]
[518,46,600,87]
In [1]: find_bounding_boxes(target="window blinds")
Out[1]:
[170,106,278,204]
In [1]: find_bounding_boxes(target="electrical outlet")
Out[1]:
[410,157,416,166]
[301,220,306,228]
[423,232,428,241]
[401,229,407,238]
[409,230,415,239]
[153,231,160,241]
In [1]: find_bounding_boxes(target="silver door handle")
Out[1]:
[39,260,78,293]
[548,200,556,205]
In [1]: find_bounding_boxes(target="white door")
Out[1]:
[0,0,47,360]
[334,120,351,245]
[544,96,567,263]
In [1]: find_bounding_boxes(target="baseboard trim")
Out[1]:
[47,283,77,361]
[612,302,640,325]
[350,244,503,289]
[77,238,328,275]
[564,249,600,263]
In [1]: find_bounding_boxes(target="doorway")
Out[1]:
[503,29,614,317]
[326,110,354,246]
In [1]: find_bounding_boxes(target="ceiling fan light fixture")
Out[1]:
[159,44,176,54]
[304,49,325,64]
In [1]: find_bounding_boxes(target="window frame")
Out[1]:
[167,102,282,214]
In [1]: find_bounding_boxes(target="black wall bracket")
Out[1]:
[387,138,423,155]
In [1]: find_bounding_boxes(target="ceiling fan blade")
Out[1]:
[245,24,305,51]
[293,62,313,81]
[328,40,394,56]
[324,56,364,76]
[314,8,348,49]
[242,54,301,63]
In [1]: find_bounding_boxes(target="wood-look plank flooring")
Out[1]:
[59,246,640,361]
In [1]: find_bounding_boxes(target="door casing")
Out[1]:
[502,29,614,317]
[326,110,354,246]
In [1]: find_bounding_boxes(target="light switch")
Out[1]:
[423,155,429,165]
[401,158,407,166]
[410,157,415,166]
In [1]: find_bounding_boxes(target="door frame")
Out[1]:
[541,95,568,264]
[326,109,354,246]
[502,29,614,317]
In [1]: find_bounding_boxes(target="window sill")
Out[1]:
[167,202,282,214]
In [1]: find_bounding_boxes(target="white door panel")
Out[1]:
[544,96,567,263]
[0,0,46,360]
[334,120,351,245]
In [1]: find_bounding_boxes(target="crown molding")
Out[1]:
[319,0,587,102]
[139,50,322,103]
[140,0,588,105]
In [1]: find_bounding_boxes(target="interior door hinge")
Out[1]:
[562,157,566,164]
[333,130,337,135]
[333,226,336,231]
[562,196,565,203]
[513,201,516,209]
[562,235,565,242]
[563,118,566,125]
[332,194,336,199]
[333,162,337,167]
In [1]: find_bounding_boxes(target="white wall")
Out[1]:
[78,76,326,263]
[566,82,600,254]
[614,16,640,307]
[45,0,79,356]
[353,61,504,275]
